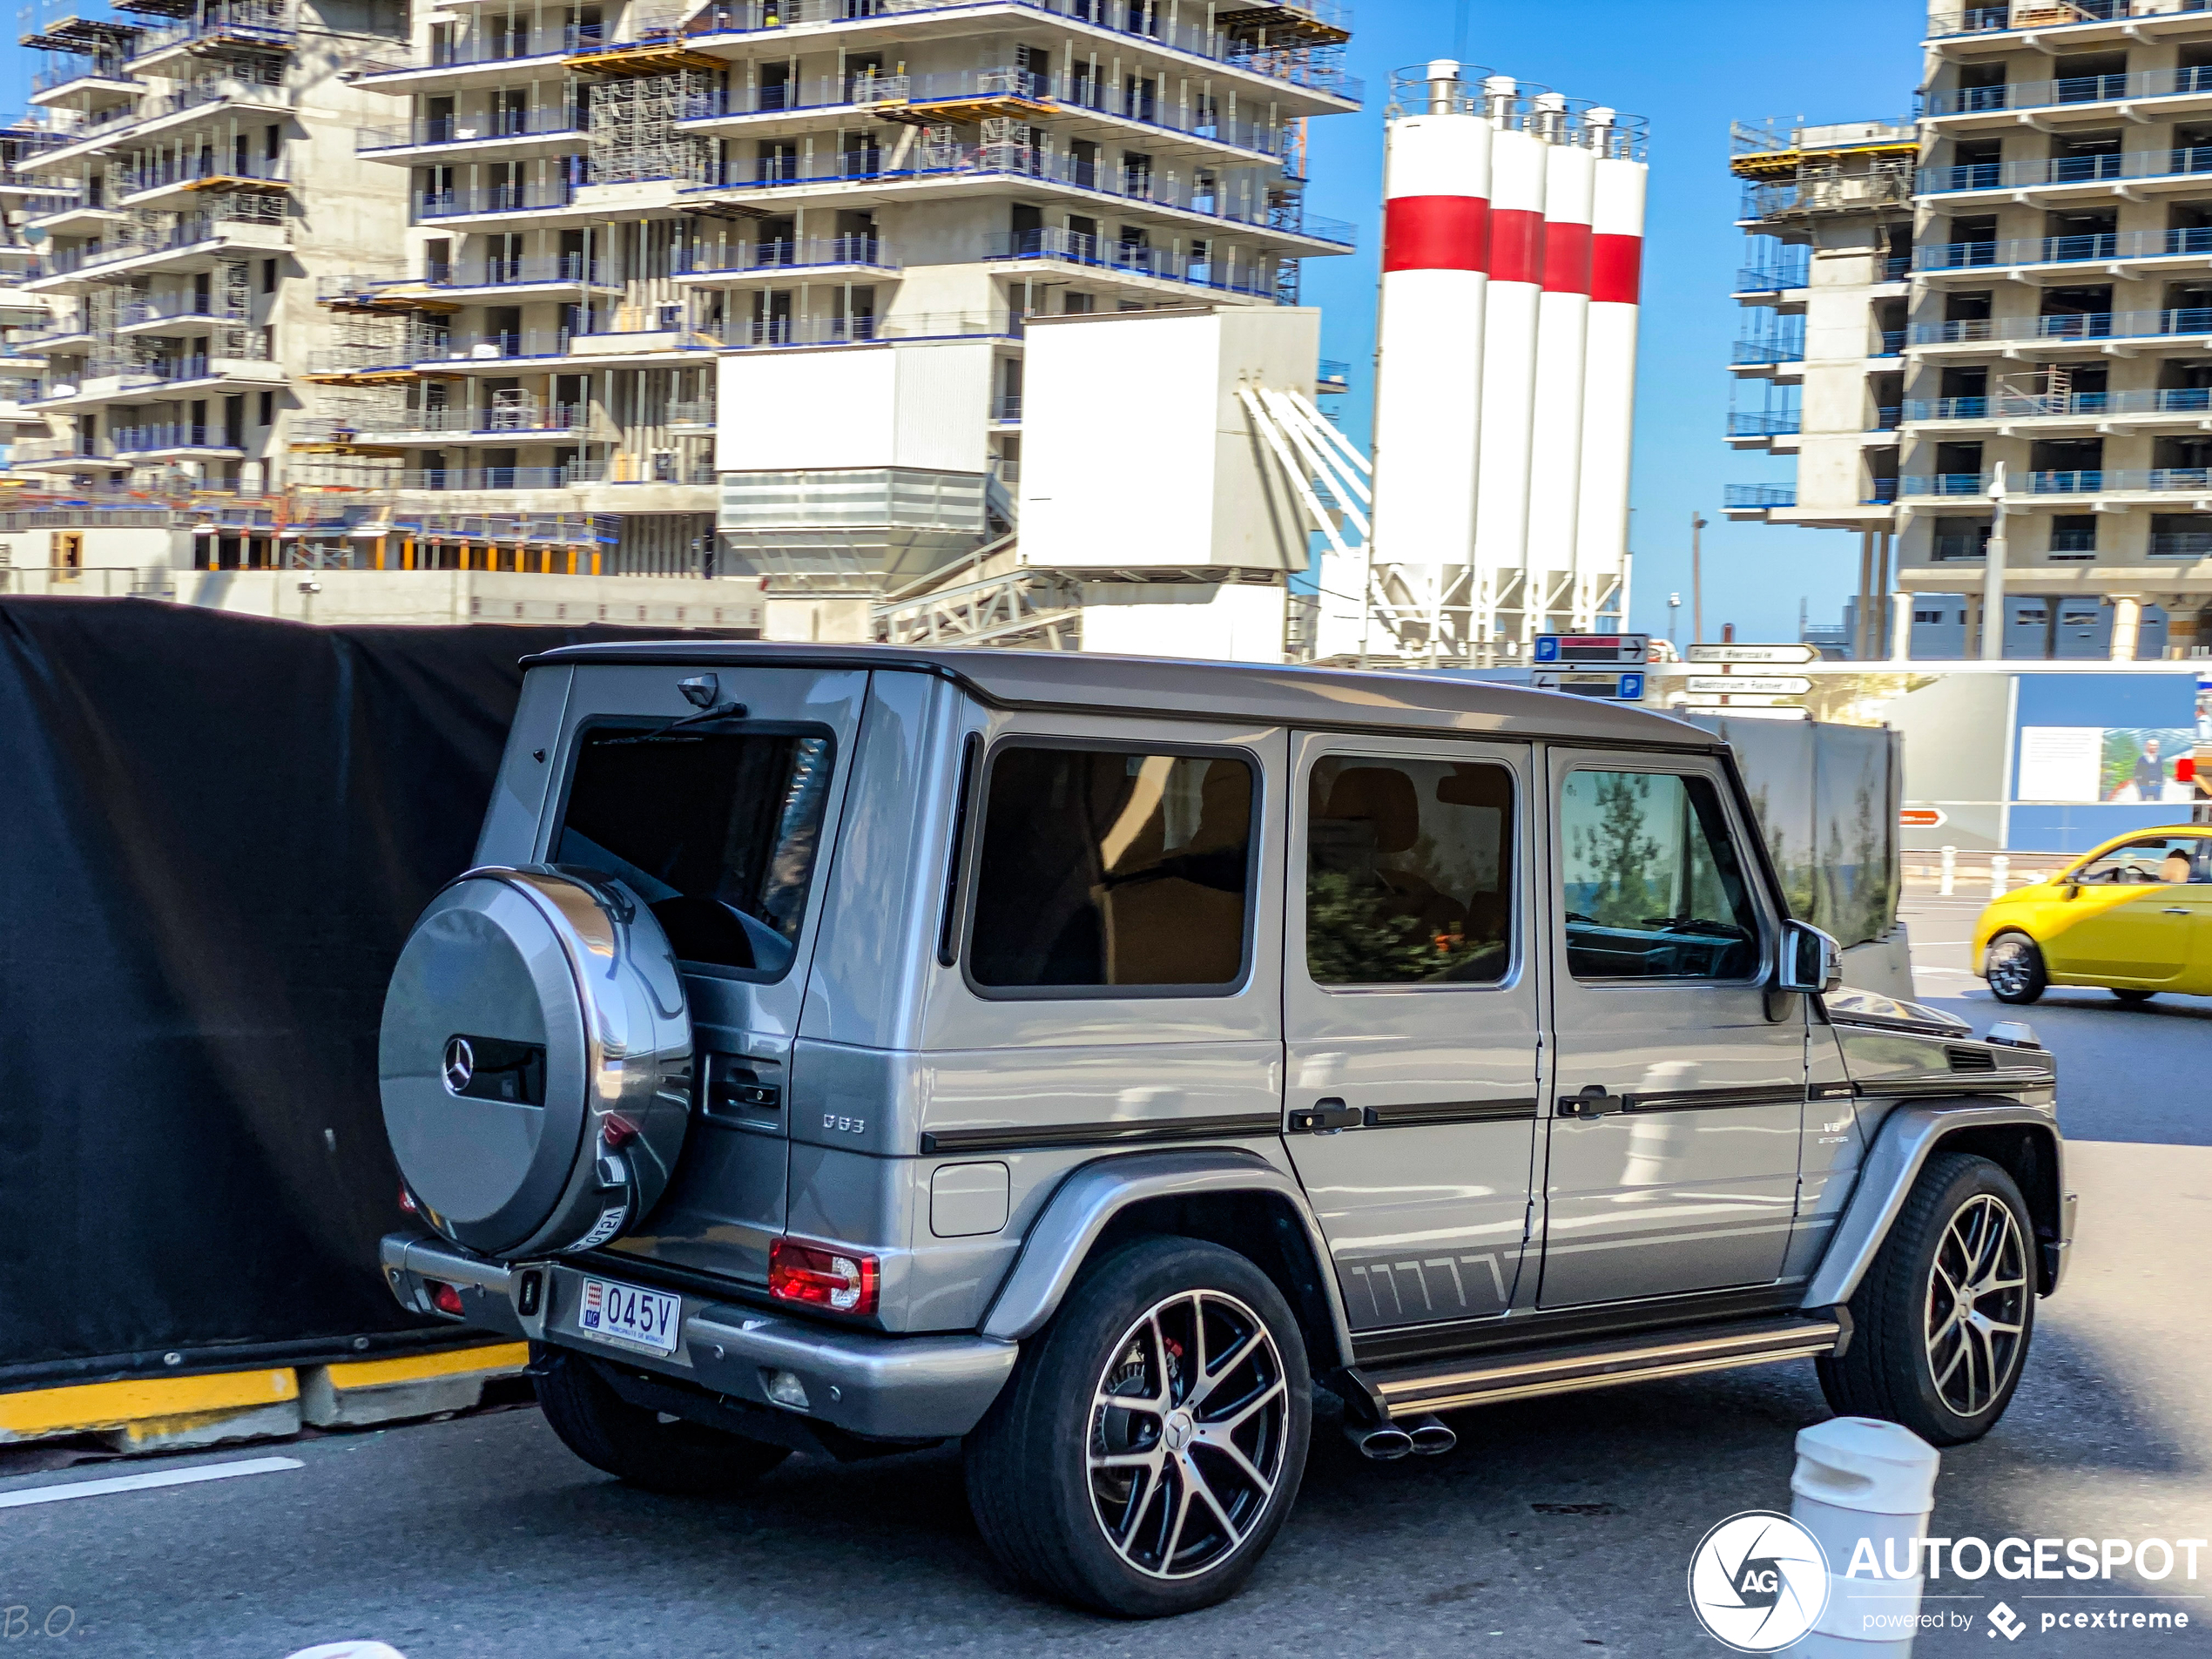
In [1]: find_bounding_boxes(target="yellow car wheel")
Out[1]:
[1986,932,2047,1005]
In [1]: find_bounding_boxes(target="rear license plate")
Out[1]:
[577,1277,682,1357]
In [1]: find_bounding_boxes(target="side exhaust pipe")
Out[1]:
[1406,1413,1456,1456]
[1343,1420,1414,1460]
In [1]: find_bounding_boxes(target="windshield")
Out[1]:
[554,725,833,980]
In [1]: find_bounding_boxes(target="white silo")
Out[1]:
[1573,112,1649,629]
[1471,77,1548,621]
[1524,99,1597,640]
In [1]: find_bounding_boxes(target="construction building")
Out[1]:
[3,0,1361,643]
[1727,1,2212,663]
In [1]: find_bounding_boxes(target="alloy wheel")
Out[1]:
[1923,1193,2029,1418]
[1088,1289,1290,1581]
[1986,936,2039,1000]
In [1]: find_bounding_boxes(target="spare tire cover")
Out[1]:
[380,866,692,1258]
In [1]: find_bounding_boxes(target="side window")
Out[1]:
[554,726,833,980]
[2073,835,2204,884]
[967,745,1254,993]
[1559,769,1762,981]
[1305,755,1514,985]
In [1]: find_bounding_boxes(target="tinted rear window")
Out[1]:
[555,726,833,979]
[967,745,1255,993]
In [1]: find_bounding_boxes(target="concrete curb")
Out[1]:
[0,1344,529,1453]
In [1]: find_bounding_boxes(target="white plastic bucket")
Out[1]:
[1789,1417,1940,1655]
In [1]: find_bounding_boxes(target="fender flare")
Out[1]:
[977,1146,1356,1367]
[1802,1100,2068,1311]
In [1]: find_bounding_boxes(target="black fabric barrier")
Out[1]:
[0,600,730,1388]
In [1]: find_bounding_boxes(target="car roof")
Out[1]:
[522,640,1716,749]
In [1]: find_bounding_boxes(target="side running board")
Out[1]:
[1345,1314,1844,1422]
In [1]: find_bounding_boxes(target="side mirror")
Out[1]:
[1776,919,1843,995]
[2060,880,2080,900]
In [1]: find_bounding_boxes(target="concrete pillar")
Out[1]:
[1890,589,1912,663]
[2111,593,2142,662]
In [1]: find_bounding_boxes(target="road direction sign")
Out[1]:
[1533,633,1649,666]
[1679,691,1795,707]
[1899,807,1948,829]
[1683,675,1813,696]
[1684,643,1821,664]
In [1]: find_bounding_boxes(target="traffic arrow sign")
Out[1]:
[1899,807,1948,829]
[1683,675,1813,696]
[1684,643,1821,664]
[1679,691,1796,707]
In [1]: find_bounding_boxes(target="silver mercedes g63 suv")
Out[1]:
[377,643,2074,1618]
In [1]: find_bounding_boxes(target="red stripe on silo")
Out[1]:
[1487,208,1545,285]
[1541,220,1592,295]
[1590,233,1642,304]
[1381,194,1490,273]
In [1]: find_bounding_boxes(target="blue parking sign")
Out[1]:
[1618,671,1645,700]
[1533,636,1561,663]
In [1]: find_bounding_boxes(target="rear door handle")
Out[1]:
[1557,1085,1624,1120]
[1289,1097,1364,1133]
[2162,907,2192,914]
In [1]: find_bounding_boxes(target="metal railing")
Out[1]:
[1730,329,1804,365]
[1901,473,1995,496]
[708,309,1018,348]
[1905,388,2212,421]
[396,458,718,490]
[1876,328,1907,355]
[981,226,1282,296]
[1739,172,1913,219]
[115,154,287,196]
[992,392,1021,421]
[2031,468,2212,492]
[1916,226,2212,271]
[666,400,716,423]
[1866,478,1901,502]
[2150,529,2212,556]
[110,421,236,451]
[1920,145,2212,193]
[356,110,586,152]
[118,296,233,327]
[1727,410,1800,437]
[1927,0,2210,39]
[1925,64,2212,117]
[1734,258,1809,292]
[676,234,892,275]
[415,179,576,219]
[431,253,609,288]
[30,57,133,93]
[358,404,589,436]
[696,145,1355,245]
[1908,307,2212,345]
[1871,406,1903,429]
[1723,483,1796,508]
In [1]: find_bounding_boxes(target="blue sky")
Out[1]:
[1300,0,1928,644]
[4,3,1926,641]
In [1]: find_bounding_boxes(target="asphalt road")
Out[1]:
[4,894,2208,1658]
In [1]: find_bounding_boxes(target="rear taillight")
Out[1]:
[397,1184,419,1215]
[427,1280,465,1317]
[768,1238,879,1315]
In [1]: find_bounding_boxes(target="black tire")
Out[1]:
[534,1345,790,1495]
[1817,1152,2036,1447]
[1985,932,2047,1004]
[965,1236,1312,1618]
[2112,987,2157,1004]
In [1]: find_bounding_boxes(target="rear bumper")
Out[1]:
[380,1232,1016,1440]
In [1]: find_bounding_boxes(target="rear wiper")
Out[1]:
[601,673,749,745]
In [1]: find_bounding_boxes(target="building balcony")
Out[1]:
[685,149,1354,253]
[992,392,1021,424]
[355,110,587,161]
[980,226,1283,301]
[109,421,247,460]
[1733,258,1809,296]
[1723,482,1796,518]
[1901,472,1995,498]
[1876,327,1907,356]
[1913,226,2212,278]
[1907,305,2212,353]
[30,349,286,409]
[1727,410,1801,444]
[1904,387,2212,428]
[674,234,899,286]
[1924,64,2212,125]
[410,324,721,372]
[394,457,720,496]
[354,0,1361,109]
[707,309,1019,350]
[2150,528,2212,556]
[113,155,287,212]
[1730,334,1804,369]
[347,406,590,445]
[117,298,246,337]
[1919,144,2212,201]
[414,179,578,222]
[1926,0,2212,48]
[1737,172,1913,222]
[425,254,620,300]
[19,78,293,172]
[6,435,127,473]
[71,205,289,282]
[27,59,141,112]
[345,23,604,88]
[677,66,1295,165]
[667,400,716,428]
[126,3,296,76]
[24,199,123,239]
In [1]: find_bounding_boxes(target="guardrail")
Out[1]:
[676,234,892,275]
[1727,410,1801,436]
[1917,226,2212,270]
[981,226,1282,297]
[1723,483,1797,508]
[429,254,609,287]
[357,111,585,152]
[1905,387,2212,420]
[1908,306,2212,345]
[1925,63,2212,117]
[1926,0,2210,40]
[1920,144,2212,192]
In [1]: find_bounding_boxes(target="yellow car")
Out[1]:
[1975,826,2212,1004]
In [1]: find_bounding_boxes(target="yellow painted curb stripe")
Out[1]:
[0,1369,297,1439]
[318,1342,529,1390]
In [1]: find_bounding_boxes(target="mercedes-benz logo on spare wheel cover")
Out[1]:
[442,1035,475,1096]
[1686,1510,1830,1653]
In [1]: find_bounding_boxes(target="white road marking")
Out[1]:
[0,1454,302,1510]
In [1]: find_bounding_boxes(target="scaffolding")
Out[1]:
[586,71,718,185]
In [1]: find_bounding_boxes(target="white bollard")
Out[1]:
[1989,853,2009,899]
[1938,846,1955,896]
[284,1645,408,1659]
[1787,1417,1940,1656]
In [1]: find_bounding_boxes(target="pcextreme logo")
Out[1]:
[1686,1510,1831,1653]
